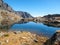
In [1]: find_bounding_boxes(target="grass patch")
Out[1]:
[4,34,9,37]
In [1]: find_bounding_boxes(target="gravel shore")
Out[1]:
[0,31,48,45]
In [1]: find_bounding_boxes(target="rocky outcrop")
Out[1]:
[44,30,60,45]
[0,0,14,12]
[0,9,22,29]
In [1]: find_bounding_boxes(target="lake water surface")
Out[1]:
[11,22,60,37]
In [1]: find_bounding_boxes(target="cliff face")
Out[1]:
[0,0,33,18]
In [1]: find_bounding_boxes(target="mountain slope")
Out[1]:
[15,11,33,18]
[0,0,33,18]
[0,0,14,12]
[0,9,22,29]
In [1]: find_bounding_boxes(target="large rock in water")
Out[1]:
[0,9,22,29]
[44,30,60,45]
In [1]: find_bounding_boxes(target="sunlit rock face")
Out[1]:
[0,9,22,29]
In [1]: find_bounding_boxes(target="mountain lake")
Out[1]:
[10,22,60,38]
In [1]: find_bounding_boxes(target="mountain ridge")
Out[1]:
[0,0,33,18]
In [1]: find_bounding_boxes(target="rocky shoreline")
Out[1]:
[0,30,60,45]
[0,30,48,45]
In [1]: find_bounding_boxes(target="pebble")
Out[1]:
[34,39,38,43]
[5,40,9,43]
[0,32,4,37]
[13,31,21,34]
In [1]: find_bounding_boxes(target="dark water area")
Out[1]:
[10,22,60,38]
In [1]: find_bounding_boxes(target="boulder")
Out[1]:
[44,30,60,45]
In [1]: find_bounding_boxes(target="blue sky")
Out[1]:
[4,0,60,17]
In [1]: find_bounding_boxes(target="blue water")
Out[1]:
[11,22,60,37]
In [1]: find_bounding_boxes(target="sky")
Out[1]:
[4,0,60,17]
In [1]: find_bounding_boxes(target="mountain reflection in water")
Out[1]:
[11,22,60,38]
[43,22,60,28]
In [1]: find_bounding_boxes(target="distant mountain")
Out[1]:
[15,11,33,18]
[43,14,60,23]
[0,0,33,18]
[44,14,60,18]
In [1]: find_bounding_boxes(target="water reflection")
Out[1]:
[0,29,9,32]
[34,21,60,28]
[11,21,60,38]
[0,21,60,38]
[43,22,60,28]
[17,21,28,24]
